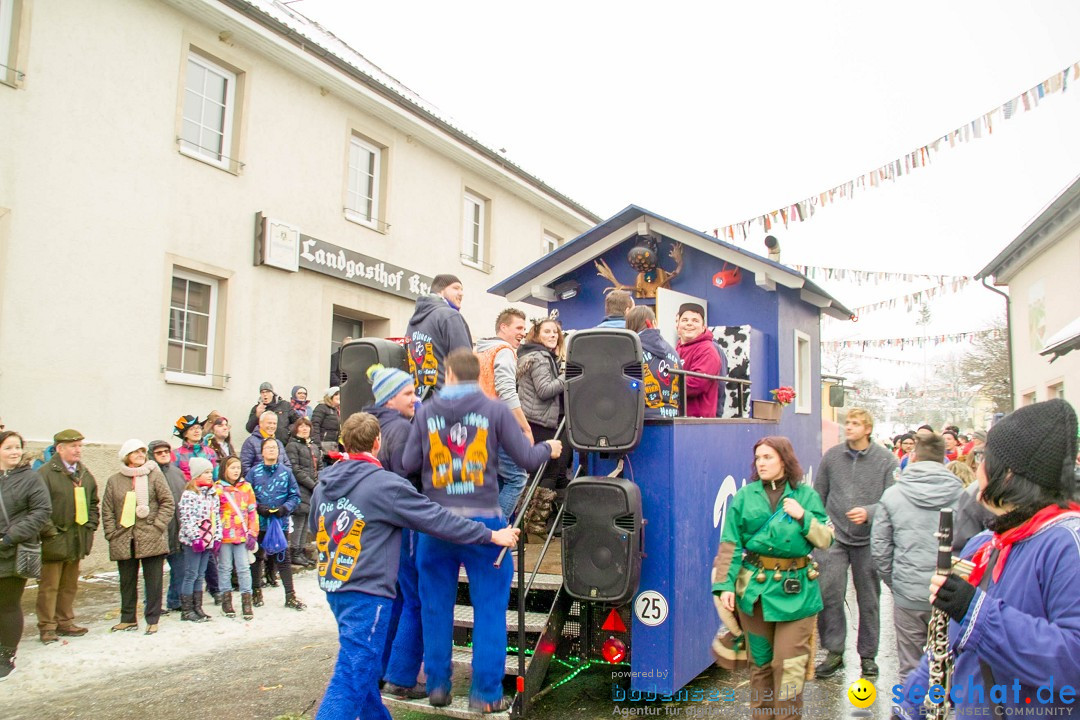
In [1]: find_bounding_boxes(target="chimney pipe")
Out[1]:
[764,235,780,263]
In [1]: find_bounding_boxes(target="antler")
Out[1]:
[667,242,685,282]
[595,258,632,292]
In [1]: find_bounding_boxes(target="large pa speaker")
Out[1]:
[339,338,408,418]
[561,476,644,603]
[564,329,644,453]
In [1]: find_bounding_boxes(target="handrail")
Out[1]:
[667,367,750,418]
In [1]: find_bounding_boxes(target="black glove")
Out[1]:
[933,574,976,623]
[256,505,271,517]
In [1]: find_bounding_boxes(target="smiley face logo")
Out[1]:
[847,678,876,708]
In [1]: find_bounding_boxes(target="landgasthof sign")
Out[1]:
[298,234,432,300]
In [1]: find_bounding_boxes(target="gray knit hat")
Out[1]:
[986,398,1077,494]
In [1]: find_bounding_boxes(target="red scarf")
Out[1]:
[968,502,1080,585]
[327,451,382,468]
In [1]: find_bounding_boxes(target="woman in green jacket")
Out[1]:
[713,436,833,717]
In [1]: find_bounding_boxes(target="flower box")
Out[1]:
[752,399,782,421]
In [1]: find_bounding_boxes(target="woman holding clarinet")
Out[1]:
[895,399,1080,718]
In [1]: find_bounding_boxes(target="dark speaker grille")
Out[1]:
[622,363,643,380]
[565,364,583,379]
[562,510,577,527]
[613,513,637,532]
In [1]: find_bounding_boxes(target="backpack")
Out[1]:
[477,344,515,399]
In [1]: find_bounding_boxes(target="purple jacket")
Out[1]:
[676,330,723,418]
[893,515,1080,717]
[402,382,551,514]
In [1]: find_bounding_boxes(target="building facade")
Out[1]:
[976,174,1080,408]
[0,0,596,445]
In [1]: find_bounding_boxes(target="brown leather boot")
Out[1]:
[220,592,235,618]
[241,592,254,621]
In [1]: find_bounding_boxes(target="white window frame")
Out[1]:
[166,269,219,387]
[793,329,812,414]
[0,0,16,86]
[180,51,237,171]
[1047,381,1065,401]
[542,230,561,254]
[462,191,487,269]
[345,135,382,229]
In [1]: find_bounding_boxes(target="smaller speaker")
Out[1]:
[339,338,408,418]
[564,329,644,453]
[561,476,644,604]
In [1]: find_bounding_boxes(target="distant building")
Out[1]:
[976,174,1080,408]
[0,0,596,443]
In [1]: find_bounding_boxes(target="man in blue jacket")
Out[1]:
[310,412,519,720]
[403,348,562,712]
[405,273,472,401]
[361,363,425,696]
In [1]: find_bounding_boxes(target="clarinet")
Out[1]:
[924,508,954,718]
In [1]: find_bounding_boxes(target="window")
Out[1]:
[461,191,487,269]
[1047,381,1065,400]
[331,314,364,356]
[0,0,21,87]
[543,230,561,254]
[180,51,237,171]
[1021,390,1037,406]
[167,270,218,385]
[345,136,383,228]
[793,330,812,414]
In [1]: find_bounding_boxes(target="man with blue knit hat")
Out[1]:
[405,273,472,402]
[361,363,425,696]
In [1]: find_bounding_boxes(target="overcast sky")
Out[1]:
[289,0,1080,388]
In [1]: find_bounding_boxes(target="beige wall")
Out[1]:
[1006,220,1080,407]
[0,0,589,445]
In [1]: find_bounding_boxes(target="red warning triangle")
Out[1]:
[602,609,627,633]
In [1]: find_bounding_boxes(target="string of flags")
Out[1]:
[846,277,972,316]
[791,265,970,284]
[824,353,927,368]
[709,61,1079,242]
[822,328,1002,351]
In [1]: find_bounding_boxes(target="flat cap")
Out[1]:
[53,429,85,444]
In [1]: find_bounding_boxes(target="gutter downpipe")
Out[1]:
[980,277,1014,410]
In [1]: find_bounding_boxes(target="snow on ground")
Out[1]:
[8,570,337,700]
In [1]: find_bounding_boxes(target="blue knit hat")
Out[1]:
[367,364,413,406]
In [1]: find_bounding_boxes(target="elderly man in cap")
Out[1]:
[245,382,299,442]
[36,429,99,644]
[674,302,724,418]
[405,274,473,402]
[149,440,187,613]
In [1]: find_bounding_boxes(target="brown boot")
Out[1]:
[241,592,254,621]
[220,592,235,619]
[192,591,212,621]
[56,624,88,637]
[39,629,59,645]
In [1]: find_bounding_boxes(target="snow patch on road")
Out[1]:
[8,572,336,699]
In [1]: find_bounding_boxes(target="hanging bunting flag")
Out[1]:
[705,59,1078,243]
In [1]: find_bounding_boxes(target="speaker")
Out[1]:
[564,329,644,453]
[561,476,643,603]
[339,338,408,418]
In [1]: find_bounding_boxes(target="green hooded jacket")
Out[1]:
[713,480,832,622]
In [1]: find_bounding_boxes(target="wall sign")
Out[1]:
[254,213,433,301]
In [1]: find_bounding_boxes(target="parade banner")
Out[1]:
[822,328,1001,351]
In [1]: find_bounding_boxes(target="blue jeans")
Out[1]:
[165,550,185,609]
[217,542,253,594]
[317,591,393,720]
[384,528,423,687]
[418,516,512,704]
[181,546,211,596]
[496,446,529,521]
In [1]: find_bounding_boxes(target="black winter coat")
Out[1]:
[285,436,319,513]
[246,395,299,442]
[0,465,53,578]
[311,403,341,449]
